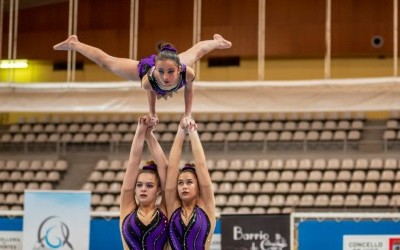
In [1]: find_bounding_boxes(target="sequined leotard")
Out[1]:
[138,55,188,98]
[169,206,211,250]
[122,208,168,250]
[138,55,157,80]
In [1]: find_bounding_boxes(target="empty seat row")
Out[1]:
[0,205,23,211]
[94,159,129,171]
[215,193,398,208]
[82,181,122,193]
[82,178,399,199]
[15,114,139,125]
[0,132,127,144]
[214,181,399,194]
[13,111,365,126]
[0,182,53,193]
[0,132,183,145]
[6,119,365,138]
[211,169,400,183]
[91,157,400,179]
[198,120,364,132]
[0,159,68,172]
[0,171,61,182]
[87,171,124,183]
[90,193,395,214]
[91,193,120,206]
[15,112,367,126]
[8,123,137,134]
[207,157,399,171]
[199,130,361,143]
[0,193,24,205]
[17,113,189,125]
[216,206,282,215]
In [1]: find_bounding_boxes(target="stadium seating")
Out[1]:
[2,111,400,214]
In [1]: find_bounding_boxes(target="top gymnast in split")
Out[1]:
[53,34,232,120]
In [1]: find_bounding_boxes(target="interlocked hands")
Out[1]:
[180,116,197,132]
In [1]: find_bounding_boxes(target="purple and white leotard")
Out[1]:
[122,208,168,250]
[169,206,211,250]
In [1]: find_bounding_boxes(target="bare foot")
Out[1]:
[213,34,232,49]
[53,35,79,50]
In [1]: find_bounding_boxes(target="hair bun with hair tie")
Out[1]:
[142,162,158,171]
[181,163,195,172]
[161,44,177,53]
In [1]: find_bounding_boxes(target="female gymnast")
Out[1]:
[165,117,216,250]
[53,34,232,119]
[120,114,169,250]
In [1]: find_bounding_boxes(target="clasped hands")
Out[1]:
[180,116,197,132]
[139,114,159,128]
[139,114,196,133]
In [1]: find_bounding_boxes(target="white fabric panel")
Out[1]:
[0,77,399,113]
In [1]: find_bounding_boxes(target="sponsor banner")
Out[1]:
[0,231,23,250]
[343,235,400,250]
[390,238,400,250]
[221,214,290,250]
[22,190,91,250]
[298,220,400,250]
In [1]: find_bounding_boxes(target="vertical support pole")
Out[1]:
[129,0,139,60]
[7,0,14,82]
[193,0,201,78]
[258,0,266,80]
[0,0,3,60]
[324,0,331,79]
[12,0,18,60]
[67,0,78,82]
[394,0,398,76]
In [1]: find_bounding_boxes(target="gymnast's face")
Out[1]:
[154,59,180,87]
[177,171,198,202]
[135,172,160,205]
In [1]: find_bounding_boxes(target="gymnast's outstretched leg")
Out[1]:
[53,35,140,81]
[178,34,232,68]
